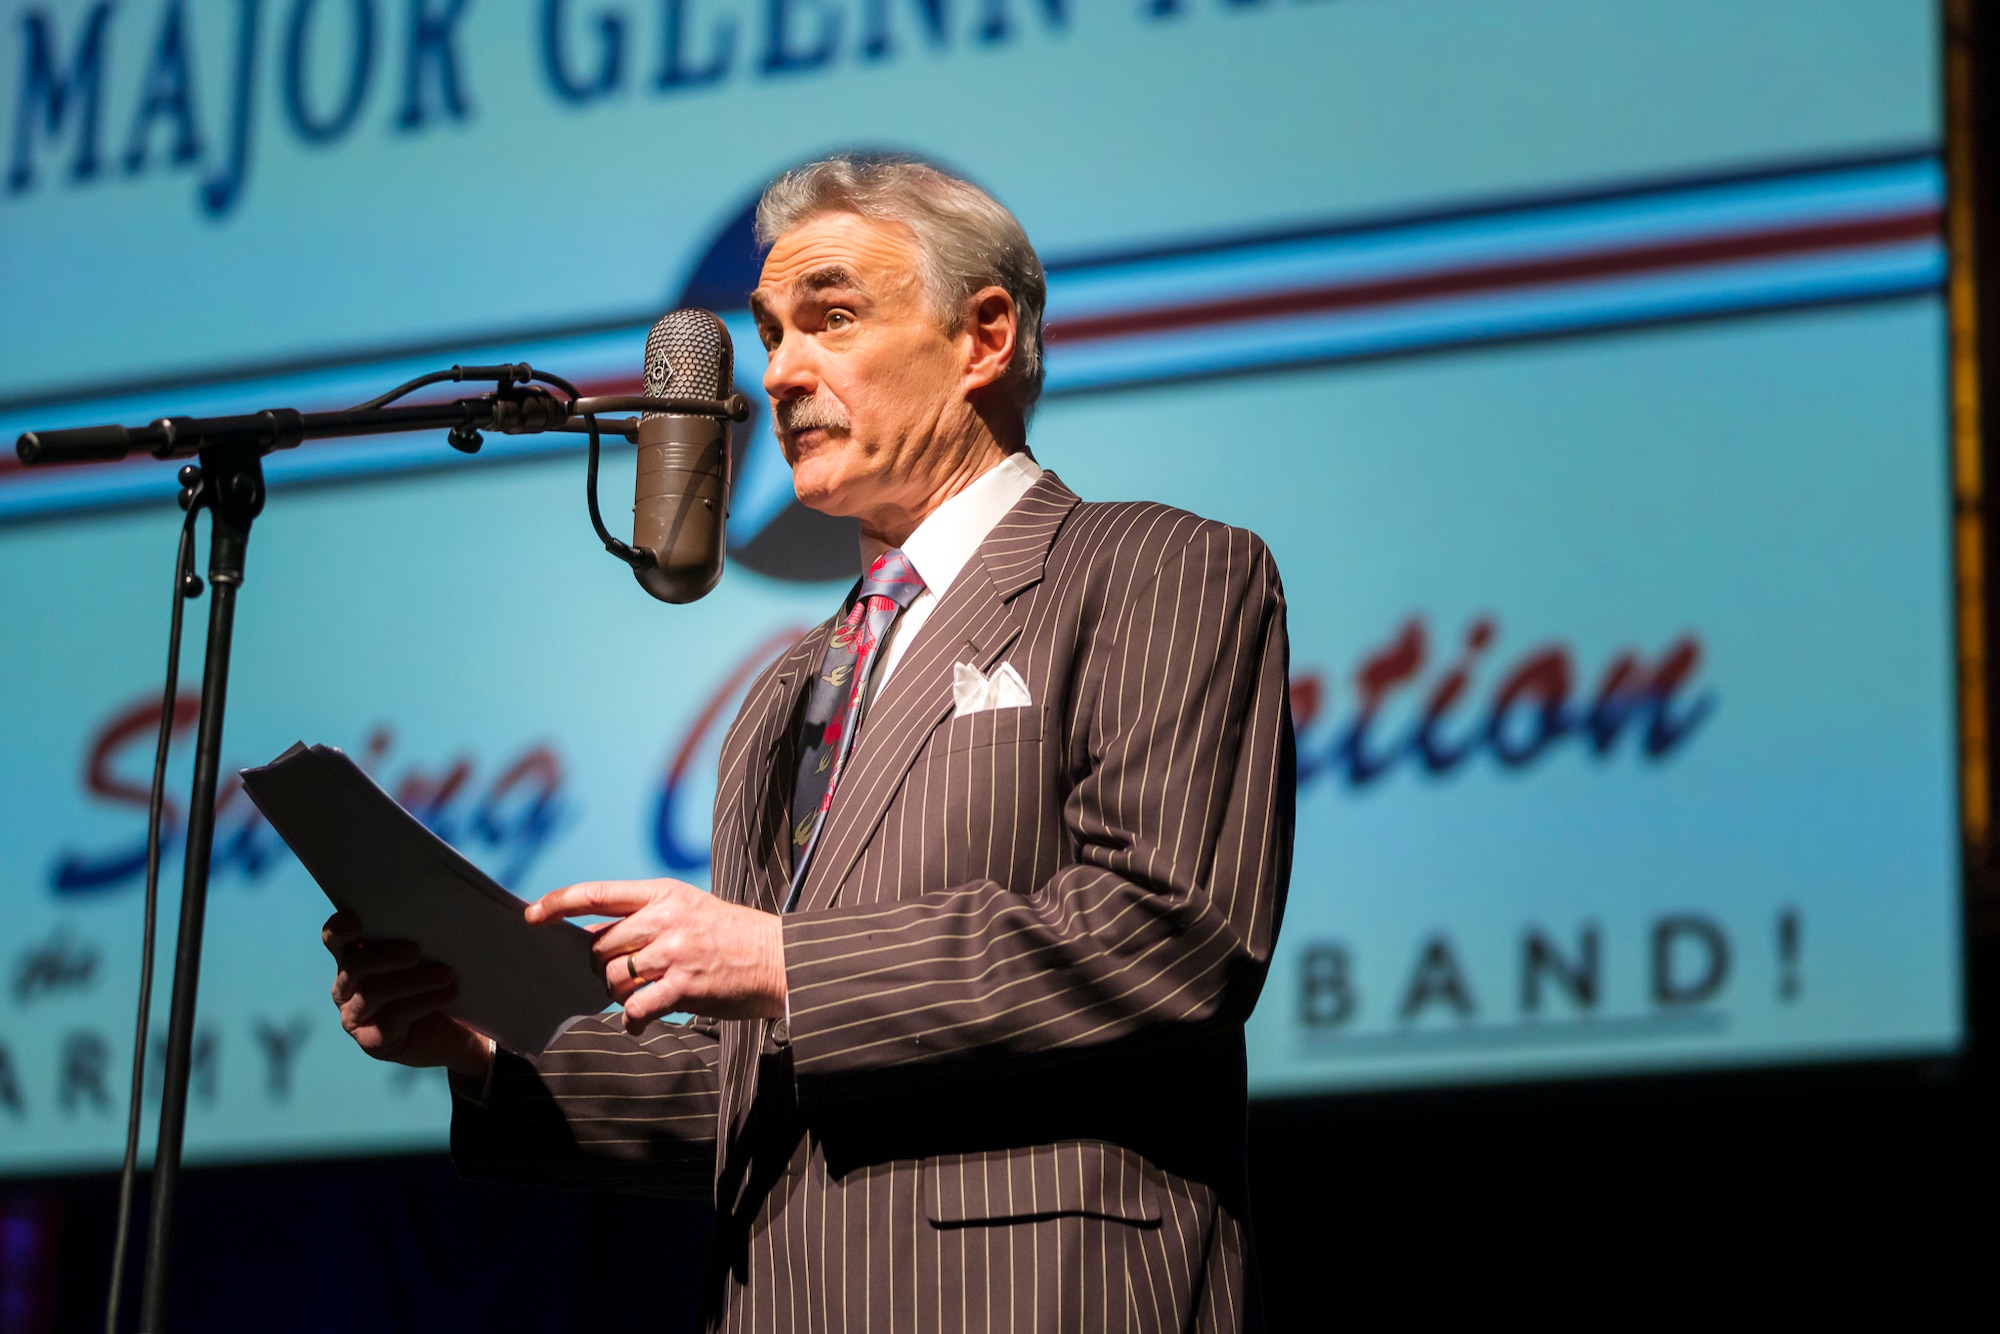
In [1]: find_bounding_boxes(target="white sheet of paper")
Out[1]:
[240,742,608,1055]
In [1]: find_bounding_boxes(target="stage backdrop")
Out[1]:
[0,0,1963,1172]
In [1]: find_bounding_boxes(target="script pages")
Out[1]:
[240,742,608,1054]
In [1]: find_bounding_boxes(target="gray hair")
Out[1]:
[755,153,1047,415]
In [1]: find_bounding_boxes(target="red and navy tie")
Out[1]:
[787,549,926,908]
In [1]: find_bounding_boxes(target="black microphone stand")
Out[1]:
[14,366,746,1334]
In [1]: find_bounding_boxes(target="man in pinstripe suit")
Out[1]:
[324,154,1295,1331]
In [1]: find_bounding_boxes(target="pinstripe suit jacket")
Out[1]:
[454,471,1295,1332]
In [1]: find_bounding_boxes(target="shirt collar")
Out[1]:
[859,452,1044,597]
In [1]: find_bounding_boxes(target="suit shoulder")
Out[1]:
[1057,498,1278,582]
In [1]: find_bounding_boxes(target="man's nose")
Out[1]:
[763,329,817,401]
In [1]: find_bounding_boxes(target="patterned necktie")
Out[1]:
[787,549,926,906]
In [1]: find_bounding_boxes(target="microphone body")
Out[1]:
[632,412,728,603]
[629,309,736,604]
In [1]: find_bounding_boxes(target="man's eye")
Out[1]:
[825,311,853,330]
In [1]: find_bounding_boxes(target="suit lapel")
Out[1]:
[794,472,1081,913]
[734,621,833,912]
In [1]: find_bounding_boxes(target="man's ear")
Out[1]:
[959,286,1019,395]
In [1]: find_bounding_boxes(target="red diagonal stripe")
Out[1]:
[3,212,1941,490]
[1044,209,1943,346]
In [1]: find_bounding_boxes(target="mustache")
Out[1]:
[774,392,850,434]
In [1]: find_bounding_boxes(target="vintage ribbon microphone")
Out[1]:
[584,308,738,603]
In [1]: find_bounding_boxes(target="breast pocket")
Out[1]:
[927,704,1050,889]
[940,702,1043,752]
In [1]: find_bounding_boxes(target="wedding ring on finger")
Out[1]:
[625,953,644,985]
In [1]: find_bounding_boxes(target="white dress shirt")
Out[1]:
[857,451,1044,709]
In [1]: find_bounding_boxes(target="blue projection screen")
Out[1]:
[0,0,1964,1172]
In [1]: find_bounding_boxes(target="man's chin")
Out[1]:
[790,467,858,518]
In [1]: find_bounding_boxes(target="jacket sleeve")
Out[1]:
[779,523,1294,1101]
[451,1013,724,1199]
[451,640,809,1198]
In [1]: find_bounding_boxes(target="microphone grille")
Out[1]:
[643,308,734,413]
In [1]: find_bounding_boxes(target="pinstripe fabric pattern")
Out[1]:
[453,472,1295,1332]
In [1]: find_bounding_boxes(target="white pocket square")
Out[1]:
[953,661,1032,717]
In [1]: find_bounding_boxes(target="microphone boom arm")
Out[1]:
[12,369,753,597]
[14,380,751,466]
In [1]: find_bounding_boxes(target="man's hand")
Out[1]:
[322,910,492,1083]
[526,879,786,1030]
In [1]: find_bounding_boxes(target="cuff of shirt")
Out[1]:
[446,1036,499,1106]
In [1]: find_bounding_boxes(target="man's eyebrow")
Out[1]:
[747,266,867,321]
[794,265,864,296]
